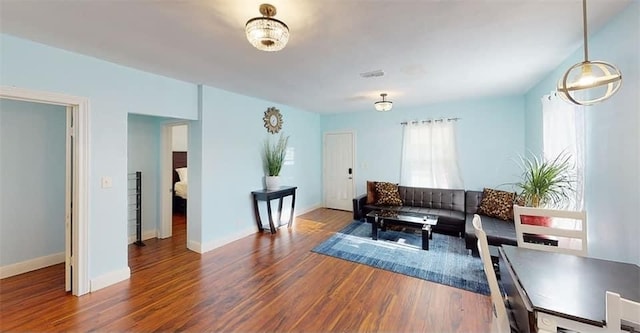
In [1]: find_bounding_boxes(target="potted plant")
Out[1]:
[263,133,289,190]
[513,151,575,225]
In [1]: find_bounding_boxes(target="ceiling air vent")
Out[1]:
[360,70,384,78]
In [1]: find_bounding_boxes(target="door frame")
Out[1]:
[159,121,189,239]
[322,130,356,209]
[0,86,90,296]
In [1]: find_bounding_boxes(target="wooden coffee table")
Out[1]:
[366,211,438,250]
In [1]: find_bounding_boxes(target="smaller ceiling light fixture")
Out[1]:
[374,93,393,112]
[245,3,289,52]
[557,0,622,105]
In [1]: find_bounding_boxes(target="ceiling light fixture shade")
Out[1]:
[374,93,393,112]
[556,0,622,106]
[245,4,289,52]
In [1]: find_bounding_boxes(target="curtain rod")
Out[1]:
[543,91,559,101]
[400,117,460,125]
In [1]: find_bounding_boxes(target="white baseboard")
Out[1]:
[0,252,65,279]
[90,266,131,292]
[189,226,257,254]
[296,203,323,216]
[187,240,201,253]
[187,204,323,254]
[127,229,157,244]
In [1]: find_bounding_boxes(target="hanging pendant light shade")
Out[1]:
[245,4,289,52]
[557,0,622,105]
[374,93,393,112]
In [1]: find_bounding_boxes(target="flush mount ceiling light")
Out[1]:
[245,3,289,52]
[374,93,393,112]
[557,0,622,105]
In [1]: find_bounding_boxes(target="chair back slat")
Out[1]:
[606,291,640,332]
[513,205,587,256]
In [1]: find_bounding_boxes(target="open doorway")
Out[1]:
[170,124,188,237]
[126,114,165,246]
[0,87,90,296]
[126,116,190,277]
[159,122,189,240]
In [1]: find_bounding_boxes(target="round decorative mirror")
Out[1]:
[263,107,283,134]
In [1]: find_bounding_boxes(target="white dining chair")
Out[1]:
[513,205,587,257]
[605,291,640,332]
[473,214,511,333]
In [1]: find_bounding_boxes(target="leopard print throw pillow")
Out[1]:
[375,182,403,206]
[477,188,516,221]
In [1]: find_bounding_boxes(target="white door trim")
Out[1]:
[322,130,356,210]
[65,106,72,292]
[159,121,189,239]
[0,85,90,296]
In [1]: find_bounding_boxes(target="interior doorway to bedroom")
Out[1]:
[126,117,189,271]
[158,121,189,242]
[169,124,188,237]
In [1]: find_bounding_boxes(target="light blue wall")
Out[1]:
[127,114,163,241]
[0,99,66,265]
[0,34,324,271]
[0,34,198,280]
[193,86,322,248]
[321,96,526,195]
[524,2,639,264]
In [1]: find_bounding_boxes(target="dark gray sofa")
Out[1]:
[352,186,466,236]
[464,190,517,255]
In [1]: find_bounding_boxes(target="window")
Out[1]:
[400,119,464,189]
[542,94,585,210]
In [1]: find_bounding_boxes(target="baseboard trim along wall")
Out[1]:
[188,226,256,254]
[0,252,65,279]
[90,266,131,292]
[296,203,323,216]
[127,230,157,244]
[188,204,324,254]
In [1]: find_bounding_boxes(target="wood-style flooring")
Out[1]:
[0,208,492,332]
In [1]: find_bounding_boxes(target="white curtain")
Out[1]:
[542,94,585,210]
[400,120,464,189]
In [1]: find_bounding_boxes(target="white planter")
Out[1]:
[265,176,280,190]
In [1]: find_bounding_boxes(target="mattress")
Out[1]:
[175,181,188,199]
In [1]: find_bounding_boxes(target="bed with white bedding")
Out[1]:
[173,151,187,214]
[174,181,188,199]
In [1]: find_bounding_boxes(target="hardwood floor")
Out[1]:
[0,208,492,332]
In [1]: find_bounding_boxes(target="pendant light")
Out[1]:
[245,4,290,52]
[374,93,393,112]
[556,0,622,105]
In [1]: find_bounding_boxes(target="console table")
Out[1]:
[251,186,297,233]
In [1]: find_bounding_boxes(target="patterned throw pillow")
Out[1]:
[366,181,378,204]
[375,182,403,206]
[477,188,516,221]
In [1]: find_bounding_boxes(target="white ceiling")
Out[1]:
[0,0,631,114]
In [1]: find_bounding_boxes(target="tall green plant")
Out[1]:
[263,133,289,176]
[514,151,575,208]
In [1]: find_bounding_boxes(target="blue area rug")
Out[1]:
[312,221,489,295]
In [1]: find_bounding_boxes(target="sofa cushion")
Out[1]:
[476,188,516,221]
[375,182,403,206]
[397,206,465,222]
[465,213,517,247]
[465,190,483,214]
[398,186,465,213]
[366,181,378,204]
